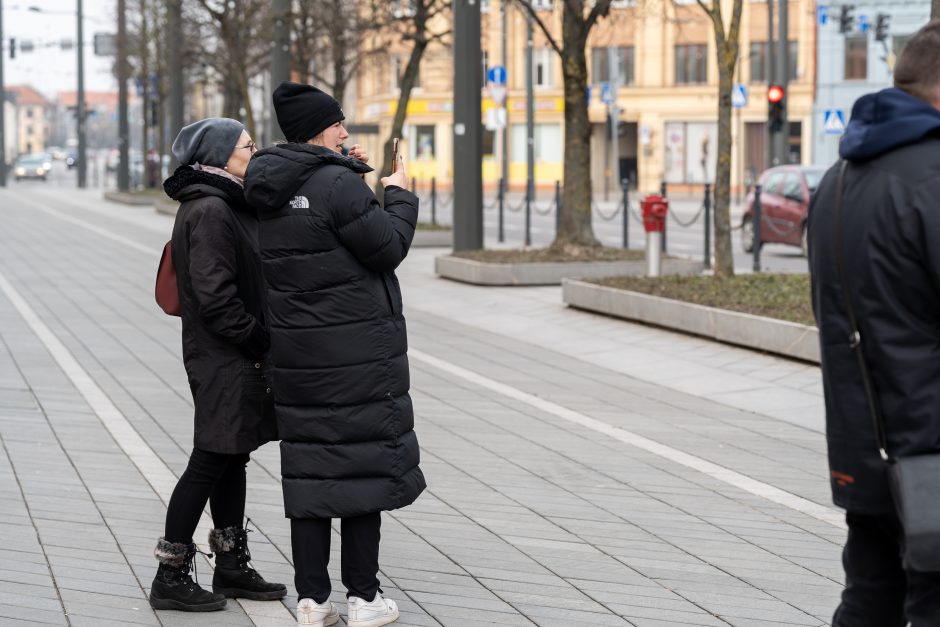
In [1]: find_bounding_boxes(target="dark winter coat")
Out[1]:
[808,88,940,514]
[165,166,277,454]
[244,143,426,519]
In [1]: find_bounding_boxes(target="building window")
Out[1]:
[675,44,707,84]
[591,46,635,86]
[532,0,554,8]
[26,109,34,119]
[533,47,554,88]
[26,125,33,135]
[749,41,798,83]
[413,125,435,160]
[844,35,867,80]
[480,0,490,11]
[511,123,562,162]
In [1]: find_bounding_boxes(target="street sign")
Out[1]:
[485,107,507,130]
[732,84,748,108]
[858,14,870,32]
[600,81,615,105]
[93,33,116,56]
[486,65,506,86]
[824,109,846,135]
[488,85,507,105]
[817,5,828,26]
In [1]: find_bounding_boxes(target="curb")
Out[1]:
[413,228,451,247]
[103,190,156,206]
[436,255,704,286]
[561,278,820,363]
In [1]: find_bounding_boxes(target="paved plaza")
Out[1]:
[0,185,839,626]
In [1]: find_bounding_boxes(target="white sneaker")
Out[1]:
[296,598,339,627]
[347,592,399,627]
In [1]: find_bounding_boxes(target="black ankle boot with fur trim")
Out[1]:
[149,538,227,612]
[210,526,287,601]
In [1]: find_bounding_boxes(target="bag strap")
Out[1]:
[832,160,890,462]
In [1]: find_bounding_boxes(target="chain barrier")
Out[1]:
[482,196,500,211]
[592,200,622,221]
[506,197,527,213]
[531,197,556,216]
[628,202,645,224]
[668,204,706,228]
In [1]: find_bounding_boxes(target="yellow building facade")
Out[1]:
[353,0,815,194]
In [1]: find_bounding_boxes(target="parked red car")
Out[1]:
[741,165,826,256]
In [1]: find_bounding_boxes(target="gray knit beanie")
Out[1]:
[171,118,245,168]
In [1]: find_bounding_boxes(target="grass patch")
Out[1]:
[416,221,451,231]
[590,273,814,326]
[453,247,647,263]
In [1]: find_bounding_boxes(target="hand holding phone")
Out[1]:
[391,138,400,173]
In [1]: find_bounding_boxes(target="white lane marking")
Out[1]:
[28,199,844,531]
[0,259,295,624]
[27,204,157,255]
[410,348,845,530]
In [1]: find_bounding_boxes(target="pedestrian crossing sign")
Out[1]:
[824,109,845,135]
[732,84,748,108]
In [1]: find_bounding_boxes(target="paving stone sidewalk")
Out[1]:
[0,186,842,626]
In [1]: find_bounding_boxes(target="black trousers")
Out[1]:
[291,513,382,604]
[164,448,250,543]
[833,512,940,627]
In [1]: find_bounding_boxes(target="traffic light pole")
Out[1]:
[775,0,789,165]
[167,0,183,172]
[453,0,483,251]
[117,0,129,191]
[76,0,87,188]
[766,0,775,168]
[0,0,6,187]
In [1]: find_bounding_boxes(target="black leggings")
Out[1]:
[164,448,250,543]
[291,513,382,603]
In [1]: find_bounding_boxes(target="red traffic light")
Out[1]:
[767,85,785,103]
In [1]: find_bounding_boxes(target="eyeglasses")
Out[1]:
[237,141,257,153]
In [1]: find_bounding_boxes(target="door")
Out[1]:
[776,172,806,245]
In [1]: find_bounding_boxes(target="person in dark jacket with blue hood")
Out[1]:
[245,82,425,627]
[808,20,940,626]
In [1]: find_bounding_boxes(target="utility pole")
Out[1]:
[525,10,534,246]
[0,0,6,187]
[766,0,775,168]
[167,0,183,171]
[608,47,620,202]
[117,0,129,191]
[76,0,87,188]
[453,0,483,251]
[269,0,291,144]
[776,0,789,165]
[500,0,508,203]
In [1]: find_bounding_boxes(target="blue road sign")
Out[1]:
[600,82,614,105]
[486,65,506,86]
[824,109,846,135]
[858,14,870,32]
[732,84,748,108]
[817,5,828,26]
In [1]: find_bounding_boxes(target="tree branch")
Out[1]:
[513,0,564,56]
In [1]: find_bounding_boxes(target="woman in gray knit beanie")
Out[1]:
[149,118,287,612]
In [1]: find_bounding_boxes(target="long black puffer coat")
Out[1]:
[244,143,426,519]
[165,166,276,454]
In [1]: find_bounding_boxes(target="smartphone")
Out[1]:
[391,138,400,172]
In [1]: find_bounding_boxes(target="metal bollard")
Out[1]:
[525,184,532,247]
[497,177,505,243]
[703,183,712,270]
[621,179,629,249]
[753,184,763,273]
[660,180,668,253]
[554,180,561,235]
[431,177,437,226]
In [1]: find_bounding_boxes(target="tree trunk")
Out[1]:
[375,40,429,203]
[934,0,940,20]
[554,44,600,250]
[713,40,736,277]
[236,69,257,139]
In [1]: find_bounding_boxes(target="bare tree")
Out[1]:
[515,0,614,252]
[292,0,385,107]
[193,0,271,138]
[692,0,743,277]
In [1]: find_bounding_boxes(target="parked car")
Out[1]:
[740,165,826,257]
[47,146,67,161]
[13,154,51,181]
[65,149,79,169]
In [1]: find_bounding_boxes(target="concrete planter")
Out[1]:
[103,190,157,206]
[562,278,820,363]
[154,197,179,216]
[436,255,704,286]
[413,228,452,247]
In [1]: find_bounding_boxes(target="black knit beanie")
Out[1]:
[273,81,345,143]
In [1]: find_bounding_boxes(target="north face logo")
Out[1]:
[289,196,309,209]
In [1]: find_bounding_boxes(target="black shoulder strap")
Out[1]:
[832,160,890,462]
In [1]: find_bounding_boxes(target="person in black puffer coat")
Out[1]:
[150,118,286,613]
[245,83,425,627]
